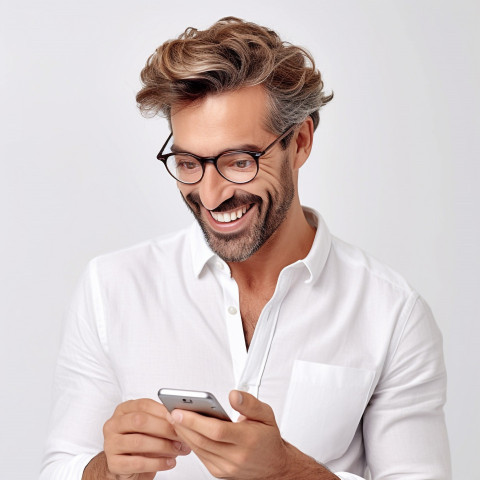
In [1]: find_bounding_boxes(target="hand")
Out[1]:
[102,398,191,479]
[168,390,294,479]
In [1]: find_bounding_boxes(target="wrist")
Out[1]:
[82,452,118,480]
[277,442,340,480]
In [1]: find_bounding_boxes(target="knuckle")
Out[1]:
[103,439,113,455]
[113,455,145,475]
[136,398,153,411]
[114,400,131,415]
[105,455,123,475]
[236,448,250,466]
[103,418,113,436]
[157,403,169,417]
[223,461,242,478]
[264,403,274,418]
[128,455,146,472]
[210,422,228,442]
[131,412,148,429]
[130,434,143,450]
[207,464,225,478]
[194,434,210,450]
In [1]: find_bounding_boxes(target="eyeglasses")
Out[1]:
[156,125,296,185]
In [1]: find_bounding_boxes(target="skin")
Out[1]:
[82,86,338,479]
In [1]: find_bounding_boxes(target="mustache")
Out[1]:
[186,192,262,213]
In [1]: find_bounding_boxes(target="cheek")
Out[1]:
[258,156,292,188]
[255,168,287,199]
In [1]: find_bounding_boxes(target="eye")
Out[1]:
[234,159,253,169]
[174,155,201,171]
[179,161,198,170]
[220,152,256,172]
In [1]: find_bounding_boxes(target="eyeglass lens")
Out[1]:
[166,152,258,184]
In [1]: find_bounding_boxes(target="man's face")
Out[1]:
[170,86,296,262]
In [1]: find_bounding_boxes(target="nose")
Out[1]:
[198,163,236,211]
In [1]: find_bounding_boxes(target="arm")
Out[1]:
[40,262,122,480]
[40,261,189,480]
[363,295,451,479]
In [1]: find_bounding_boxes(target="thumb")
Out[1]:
[229,390,277,426]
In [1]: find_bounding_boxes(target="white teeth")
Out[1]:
[211,206,249,223]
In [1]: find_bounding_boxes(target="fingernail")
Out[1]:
[236,391,243,405]
[181,443,191,453]
[171,410,183,423]
[173,441,182,451]
[166,458,176,468]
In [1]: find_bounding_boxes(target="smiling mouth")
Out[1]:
[209,205,252,223]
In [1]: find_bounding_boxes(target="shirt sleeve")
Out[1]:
[40,260,122,480]
[361,294,451,480]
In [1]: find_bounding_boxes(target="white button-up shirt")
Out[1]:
[40,208,451,480]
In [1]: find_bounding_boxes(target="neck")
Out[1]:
[228,201,315,290]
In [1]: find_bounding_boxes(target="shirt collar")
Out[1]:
[189,206,332,283]
[299,206,332,283]
[189,221,217,278]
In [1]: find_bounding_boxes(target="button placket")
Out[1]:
[217,272,247,385]
[236,269,294,398]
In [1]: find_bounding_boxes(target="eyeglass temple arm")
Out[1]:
[158,132,173,159]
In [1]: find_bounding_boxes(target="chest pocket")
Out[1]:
[279,360,375,462]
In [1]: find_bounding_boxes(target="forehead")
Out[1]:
[170,85,271,155]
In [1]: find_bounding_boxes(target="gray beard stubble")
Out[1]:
[181,157,295,263]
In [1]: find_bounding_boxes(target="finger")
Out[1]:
[170,409,236,444]
[106,411,180,441]
[107,453,177,475]
[173,422,232,456]
[114,433,191,456]
[174,427,258,480]
[115,398,169,417]
[180,440,236,479]
[229,390,277,426]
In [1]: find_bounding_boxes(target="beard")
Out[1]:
[181,157,295,263]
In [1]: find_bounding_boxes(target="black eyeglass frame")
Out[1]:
[156,124,296,185]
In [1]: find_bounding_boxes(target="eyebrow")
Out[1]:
[171,142,264,155]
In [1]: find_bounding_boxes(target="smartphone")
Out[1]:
[158,388,231,421]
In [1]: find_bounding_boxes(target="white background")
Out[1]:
[1,0,478,478]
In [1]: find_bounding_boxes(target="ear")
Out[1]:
[292,117,314,170]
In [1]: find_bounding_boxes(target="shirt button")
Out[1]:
[228,306,237,315]
[216,261,224,270]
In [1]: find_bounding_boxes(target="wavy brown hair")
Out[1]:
[136,17,333,141]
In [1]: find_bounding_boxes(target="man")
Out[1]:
[41,17,451,480]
